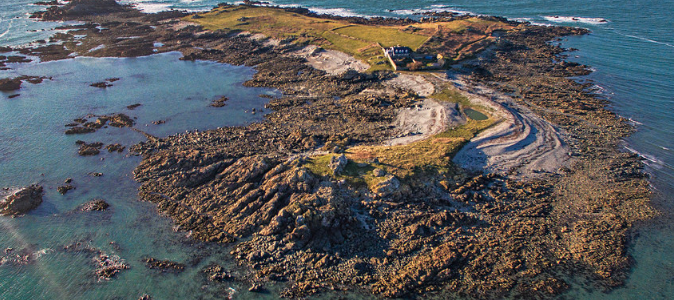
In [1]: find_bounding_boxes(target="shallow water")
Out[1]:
[2,0,674,299]
[0,52,281,299]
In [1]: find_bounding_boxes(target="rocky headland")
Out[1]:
[14,0,656,298]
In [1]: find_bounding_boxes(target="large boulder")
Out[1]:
[0,185,43,216]
[371,174,401,197]
[328,154,348,176]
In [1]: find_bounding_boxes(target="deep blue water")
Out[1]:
[2,0,673,299]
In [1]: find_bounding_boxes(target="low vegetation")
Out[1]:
[187,4,514,71]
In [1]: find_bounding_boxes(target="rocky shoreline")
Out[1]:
[6,0,655,298]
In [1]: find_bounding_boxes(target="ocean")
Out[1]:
[1,0,673,299]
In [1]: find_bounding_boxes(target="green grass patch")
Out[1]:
[430,88,471,106]
[321,31,373,54]
[304,154,389,188]
[435,119,494,140]
[333,25,430,50]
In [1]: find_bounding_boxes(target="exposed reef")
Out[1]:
[143,257,185,273]
[78,199,110,211]
[0,76,49,92]
[63,240,129,281]
[22,1,655,299]
[0,185,43,216]
[65,113,135,135]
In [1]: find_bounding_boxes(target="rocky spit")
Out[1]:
[2,0,655,298]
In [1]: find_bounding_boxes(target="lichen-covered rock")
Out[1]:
[0,185,43,216]
[328,154,347,176]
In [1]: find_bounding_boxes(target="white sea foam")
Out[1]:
[88,44,106,52]
[623,34,674,49]
[390,4,473,17]
[542,15,609,25]
[33,248,54,259]
[306,7,373,18]
[625,146,664,168]
[132,3,173,13]
[628,117,644,126]
[0,20,13,39]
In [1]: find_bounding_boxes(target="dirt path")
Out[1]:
[447,75,572,179]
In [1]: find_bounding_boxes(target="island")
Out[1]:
[7,0,654,298]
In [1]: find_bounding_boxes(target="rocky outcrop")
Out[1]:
[328,154,347,175]
[202,264,232,282]
[78,141,103,156]
[0,78,22,91]
[210,96,228,107]
[90,81,112,88]
[79,199,110,211]
[143,257,185,273]
[0,185,43,216]
[31,0,138,21]
[0,76,48,91]
[63,241,129,281]
[370,174,400,197]
[57,184,75,195]
[66,113,135,135]
[106,143,125,153]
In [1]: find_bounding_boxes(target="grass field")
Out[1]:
[333,25,429,49]
[187,5,512,72]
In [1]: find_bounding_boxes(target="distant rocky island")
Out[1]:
[2,0,654,298]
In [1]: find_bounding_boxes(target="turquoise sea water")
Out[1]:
[2,0,674,299]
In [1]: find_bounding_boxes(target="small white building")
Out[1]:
[384,46,412,58]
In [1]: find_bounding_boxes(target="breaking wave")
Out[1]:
[389,4,473,16]
[542,15,609,25]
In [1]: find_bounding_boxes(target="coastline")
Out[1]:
[2,0,656,299]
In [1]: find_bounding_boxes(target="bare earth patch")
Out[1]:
[385,98,465,146]
[383,73,436,97]
[293,45,369,75]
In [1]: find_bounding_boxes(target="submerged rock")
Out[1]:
[106,143,125,153]
[143,257,185,273]
[0,185,43,216]
[202,264,232,282]
[210,96,229,107]
[90,81,112,88]
[94,253,129,281]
